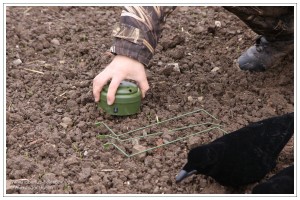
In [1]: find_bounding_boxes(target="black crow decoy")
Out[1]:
[175,113,294,187]
[252,165,294,194]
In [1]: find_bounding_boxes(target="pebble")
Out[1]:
[51,38,60,45]
[132,144,147,160]
[64,155,79,166]
[56,108,63,114]
[153,186,160,193]
[39,143,57,158]
[162,132,172,144]
[78,167,91,183]
[173,63,181,72]
[198,96,204,102]
[188,136,201,149]
[60,117,73,128]
[13,59,22,66]
[211,67,220,72]
[89,175,100,185]
[60,123,68,129]
[83,150,88,156]
[144,156,153,167]
[194,25,205,34]
[187,96,193,102]
[131,138,139,146]
[215,21,221,27]
[42,173,57,182]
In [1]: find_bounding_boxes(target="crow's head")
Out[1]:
[175,142,224,183]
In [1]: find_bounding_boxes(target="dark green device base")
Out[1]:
[99,81,141,116]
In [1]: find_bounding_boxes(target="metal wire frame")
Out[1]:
[96,108,227,157]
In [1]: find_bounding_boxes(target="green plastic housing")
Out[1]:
[99,81,141,116]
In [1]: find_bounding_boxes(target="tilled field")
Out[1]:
[6,6,294,194]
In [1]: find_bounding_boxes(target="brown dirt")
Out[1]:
[6,6,294,194]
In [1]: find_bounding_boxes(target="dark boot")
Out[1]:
[223,6,294,71]
[238,36,294,71]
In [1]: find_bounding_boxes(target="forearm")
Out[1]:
[110,6,176,66]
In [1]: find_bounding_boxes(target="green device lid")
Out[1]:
[99,81,141,116]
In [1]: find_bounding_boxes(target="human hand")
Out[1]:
[93,55,149,105]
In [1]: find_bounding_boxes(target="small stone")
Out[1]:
[211,67,220,72]
[56,108,63,114]
[188,136,201,149]
[194,25,205,34]
[78,80,90,88]
[173,63,180,72]
[215,21,221,27]
[83,150,88,156]
[202,11,207,17]
[198,96,204,102]
[162,129,173,143]
[78,168,91,183]
[39,143,57,158]
[131,138,139,146]
[64,155,79,166]
[42,173,57,183]
[51,38,60,45]
[144,156,153,167]
[60,123,68,129]
[61,117,73,128]
[132,144,147,160]
[13,59,22,66]
[153,186,160,193]
[187,96,193,102]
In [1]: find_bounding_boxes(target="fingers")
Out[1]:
[94,75,149,105]
[93,55,150,105]
[106,76,123,105]
[93,73,110,102]
[137,78,150,98]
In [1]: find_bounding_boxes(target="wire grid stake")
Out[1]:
[96,108,227,157]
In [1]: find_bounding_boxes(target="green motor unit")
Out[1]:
[99,81,141,116]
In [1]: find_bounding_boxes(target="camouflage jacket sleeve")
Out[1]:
[110,6,176,66]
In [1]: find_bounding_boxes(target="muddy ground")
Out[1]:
[6,6,294,194]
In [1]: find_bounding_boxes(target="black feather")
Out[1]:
[252,165,294,194]
[176,113,294,187]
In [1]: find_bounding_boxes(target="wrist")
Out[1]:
[110,39,152,67]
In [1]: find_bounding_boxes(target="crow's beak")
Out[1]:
[175,169,197,183]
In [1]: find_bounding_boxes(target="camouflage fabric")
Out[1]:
[110,6,176,66]
[223,6,294,41]
[110,6,294,66]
